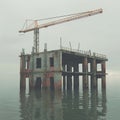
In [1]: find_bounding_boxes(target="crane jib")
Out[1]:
[19,8,103,53]
[19,8,103,33]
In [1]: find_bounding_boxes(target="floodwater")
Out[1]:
[0,76,120,120]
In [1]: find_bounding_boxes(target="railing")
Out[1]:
[61,46,107,59]
[93,52,107,59]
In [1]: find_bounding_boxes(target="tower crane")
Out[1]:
[19,8,103,53]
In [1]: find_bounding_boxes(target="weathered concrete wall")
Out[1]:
[27,50,62,90]
[30,50,62,72]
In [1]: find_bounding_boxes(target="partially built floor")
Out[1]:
[20,47,108,91]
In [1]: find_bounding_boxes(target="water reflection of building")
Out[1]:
[62,90,107,120]
[19,89,107,120]
[19,90,63,120]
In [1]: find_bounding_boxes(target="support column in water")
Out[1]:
[74,63,79,90]
[83,57,88,89]
[63,75,66,90]
[101,61,106,89]
[91,58,97,89]
[67,64,72,90]
[20,50,26,90]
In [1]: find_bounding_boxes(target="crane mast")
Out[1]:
[19,8,103,53]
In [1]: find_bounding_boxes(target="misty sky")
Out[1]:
[0,0,120,80]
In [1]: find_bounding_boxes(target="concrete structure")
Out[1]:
[20,46,108,91]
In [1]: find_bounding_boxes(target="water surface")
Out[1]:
[0,76,120,120]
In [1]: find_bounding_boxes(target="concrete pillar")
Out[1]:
[20,55,26,90]
[26,56,30,69]
[63,75,66,90]
[83,57,88,89]
[101,61,106,89]
[67,64,72,90]
[74,63,79,72]
[102,61,106,73]
[91,59,97,89]
[102,76,106,89]
[73,63,79,90]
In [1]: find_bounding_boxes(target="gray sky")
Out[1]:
[0,0,120,79]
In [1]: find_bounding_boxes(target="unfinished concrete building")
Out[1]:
[20,46,108,90]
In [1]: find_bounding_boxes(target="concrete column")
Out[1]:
[67,64,72,90]
[101,61,106,89]
[102,76,106,89]
[74,63,79,90]
[63,75,66,90]
[20,55,26,90]
[102,61,106,73]
[74,63,79,72]
[83,57,88,89]
[26,56,30,69]
[91,59,97,89]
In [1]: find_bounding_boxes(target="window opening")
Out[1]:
[50,57,54,67]
[36,58,41,68]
